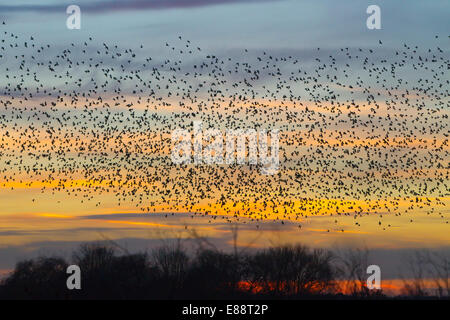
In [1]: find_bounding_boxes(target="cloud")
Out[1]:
[0,227,140,237]
[81,213,190,219]
[0,0,280,15]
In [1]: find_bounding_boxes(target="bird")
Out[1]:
[0,21,447,231]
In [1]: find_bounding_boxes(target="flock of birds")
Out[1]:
[0,20,448,230]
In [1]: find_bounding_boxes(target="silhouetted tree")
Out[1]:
[245,245,336,296]
[0,257,68,299]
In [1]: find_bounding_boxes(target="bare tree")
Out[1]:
[335,247,377,296]
[428,250,449,297]
[401,250,428,297]
[401,249,449,298]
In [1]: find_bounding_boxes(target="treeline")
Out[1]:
[0,242,447,299]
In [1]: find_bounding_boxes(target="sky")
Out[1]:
[0,0,449,291]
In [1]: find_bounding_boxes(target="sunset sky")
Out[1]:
[0,0,449,292]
